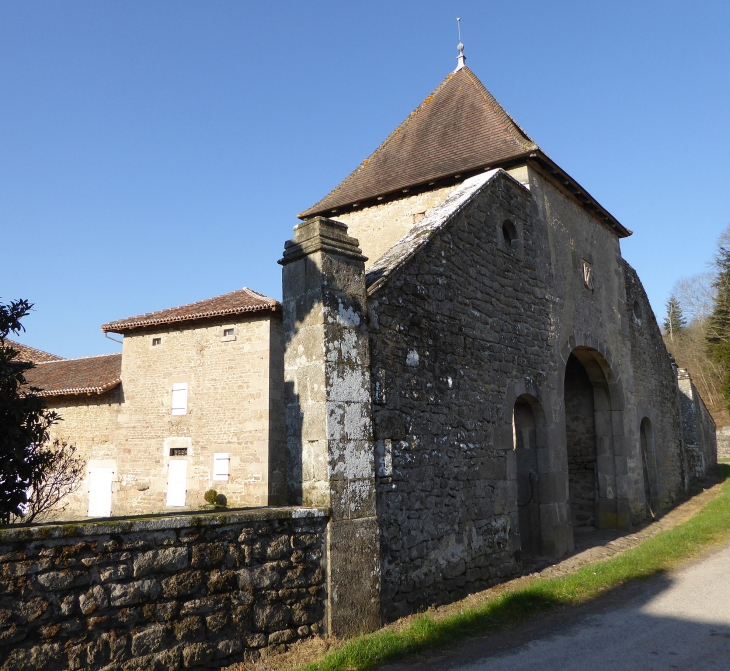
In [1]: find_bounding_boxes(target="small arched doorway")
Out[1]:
[513,395,543,556]
[640,417,657,519]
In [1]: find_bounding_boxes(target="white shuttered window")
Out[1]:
[213,453,230,481]
[166,460,187,507]
[88,469,114,517]
[171,383,188,415]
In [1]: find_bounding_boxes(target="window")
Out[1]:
[221,327,236,342]
[633,300,643,324]
[171,382,188,415]
[152,337,161,346]
[582,260,594,290]
[213,453,230,481]
[223,328,234,337]
[502,220,517,251]
[88,468,114,517]
[166,459,187,506]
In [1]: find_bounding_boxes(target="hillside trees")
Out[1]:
[707,235,730,406]
[0,299,81,523]
[663,226,730,426]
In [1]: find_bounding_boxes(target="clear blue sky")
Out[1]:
[2,1,729,358]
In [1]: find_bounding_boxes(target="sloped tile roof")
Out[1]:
[6,340,64,363]
[24,354,122,397]
[102,288,279,334]
[300,66,537,218]
[299,66,630,238]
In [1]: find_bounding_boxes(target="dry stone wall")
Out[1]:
[0,508,327,671]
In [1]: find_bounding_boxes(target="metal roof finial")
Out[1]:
[455,17,466,71]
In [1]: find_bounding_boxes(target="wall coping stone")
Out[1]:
[0,506,328,542]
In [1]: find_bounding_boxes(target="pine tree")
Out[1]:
[707,243,730,406]
[664,295,686,342]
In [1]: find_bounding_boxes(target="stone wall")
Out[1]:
[0,508,327,670]
[717,426,730,459]
[677,369,717,480]
[333,185,457,270]
[622,262,686,510]
[358,166,696,621]
[368,173,547,620]
[45,388,124,519]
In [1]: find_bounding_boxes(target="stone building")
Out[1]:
[280,59,717,623]
[23,288,285,519]
[15,56,717,635]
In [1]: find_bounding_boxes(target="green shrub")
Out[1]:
[204,489,218,505]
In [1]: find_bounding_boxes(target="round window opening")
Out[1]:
[502,220,517,249]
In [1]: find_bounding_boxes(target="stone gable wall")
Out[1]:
[368,174,549,620]
[622,262,686,509]
[0,509,327,670]
[333,184,457,270]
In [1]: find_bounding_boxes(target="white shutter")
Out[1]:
[171,383,188,415]
[213,453,230,481]
[166,460,187,507]
[88,469,114,518]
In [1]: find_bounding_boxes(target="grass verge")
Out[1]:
[301,464,730,671]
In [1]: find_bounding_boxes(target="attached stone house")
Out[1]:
[24,288,285,519]
[16,57,717,632]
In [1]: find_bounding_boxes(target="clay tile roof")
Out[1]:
[299,66,538,218]
[101,287,279,334]
[24,354,122,397]
[5,340,64,364]
[299,66,631,238]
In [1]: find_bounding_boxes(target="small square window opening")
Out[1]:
[152,338,162,346]
[223,328,234,337]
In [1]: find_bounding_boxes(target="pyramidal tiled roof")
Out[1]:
[300,66,537,218]
[102,288,279,333]
[300,66,630,238]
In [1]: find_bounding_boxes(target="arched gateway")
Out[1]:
[563,346,625,530]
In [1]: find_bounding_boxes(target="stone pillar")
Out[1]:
[279,216,381,637]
